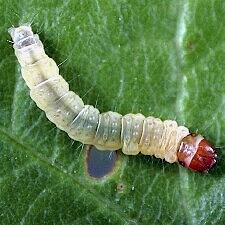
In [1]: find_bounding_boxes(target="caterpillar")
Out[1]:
[8,25,217,172]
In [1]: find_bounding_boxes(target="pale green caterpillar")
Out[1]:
[8,25,217,172]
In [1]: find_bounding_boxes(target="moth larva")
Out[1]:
[8,25,217,172]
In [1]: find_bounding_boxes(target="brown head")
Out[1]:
[177,133,217,172]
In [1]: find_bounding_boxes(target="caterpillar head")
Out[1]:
[177,133,217,172]
[8,25,35,48]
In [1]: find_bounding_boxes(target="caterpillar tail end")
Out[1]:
[177,133,217,172]
[8,25,35,49]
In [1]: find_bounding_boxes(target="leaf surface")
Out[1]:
[0,0,225,224]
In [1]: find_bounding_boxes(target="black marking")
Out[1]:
[86,145,118,178]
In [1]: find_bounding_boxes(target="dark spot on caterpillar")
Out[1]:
[177,133,217,172]
[86,145,118,178]
[116,182,126,192]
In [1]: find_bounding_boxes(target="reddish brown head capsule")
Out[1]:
[177,133,217,172]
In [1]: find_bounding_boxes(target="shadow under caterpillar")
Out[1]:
[8,25,217,172]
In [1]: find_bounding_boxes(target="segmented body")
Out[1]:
[9,25,190,164]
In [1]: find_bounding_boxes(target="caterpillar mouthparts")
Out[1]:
[8,25,217,173]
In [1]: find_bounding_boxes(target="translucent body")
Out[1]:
[9,25,190,163]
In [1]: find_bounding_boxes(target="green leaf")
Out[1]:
[0,0,225,224]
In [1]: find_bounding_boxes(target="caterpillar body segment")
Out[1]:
[95,111,122,150]
[9,25,217,172]
[21,57,59,89]
[68,105,100,144]
[45,91,84,131]
[121,113,145,155]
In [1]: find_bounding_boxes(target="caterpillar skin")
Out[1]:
[8,25,217,172]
